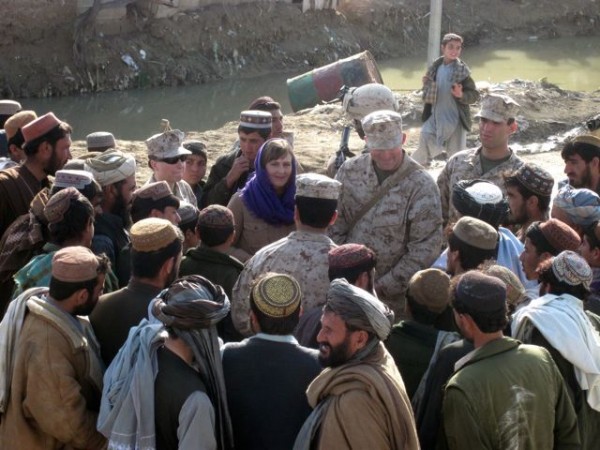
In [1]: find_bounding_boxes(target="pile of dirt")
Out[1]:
[69,79,600,187]
[0,0,598,98]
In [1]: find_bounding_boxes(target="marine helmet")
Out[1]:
[342,83,399,120]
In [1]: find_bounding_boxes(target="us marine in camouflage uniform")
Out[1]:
[330,110,443,316]
[437,93,524,227]
[231,174,341,337]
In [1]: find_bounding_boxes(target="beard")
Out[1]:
[318,335,353,368]
[110,189,132,229]
[506,205,528,225]
[72,290,98,316]
[44,147,64,176]
[571,165,593,189]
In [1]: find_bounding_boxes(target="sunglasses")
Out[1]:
[160,155,186,165]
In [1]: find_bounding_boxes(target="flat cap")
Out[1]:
[328,243,376,270]
[239,110,272,129]
[452,216,498,250]
[22,112,61,145]
[130,217,181,252]
[52,246,99,283]
[86,131,116,150]
[539,218,581,252]
[0,100,22,116]
[514,163,554,197]
[552,250,593,290]
[407,268,451,314]
[177,201,199,225]
[198,205,234,229]
[54,169,94,190]
[296,173,341,200]
[455,270,507,313]
[4,110,37,140]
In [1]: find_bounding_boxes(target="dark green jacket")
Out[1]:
[441,337,580,450]
[179,245,244,342]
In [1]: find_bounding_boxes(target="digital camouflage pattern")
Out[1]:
[437,147,524,226]
[231,231,337,337]
[329,153,443,315]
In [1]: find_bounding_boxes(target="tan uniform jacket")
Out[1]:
[329,152,443,314]
[436,146,524,226]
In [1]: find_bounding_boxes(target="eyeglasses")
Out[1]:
[160,155,186,165]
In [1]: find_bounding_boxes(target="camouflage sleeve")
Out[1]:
[231,264,254,337]
[437,163,452,227]
[376,184,443,299]
[328,166,350,244]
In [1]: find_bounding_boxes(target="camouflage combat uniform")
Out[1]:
[231,230,337,337]
[437,146,524,226]
[329,153,443,315]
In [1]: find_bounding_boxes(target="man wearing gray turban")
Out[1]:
[294,278,419,450]
[98,275,233,450]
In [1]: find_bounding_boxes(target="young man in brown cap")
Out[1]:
[437,93,525,227]
[520,218,581,281]
[385,268,458,400]
[0,246,109,449]
[330,109,443,318]
[203,110,272,206]
[130,180,182,225]
[504,162,554,242]
[223,273,321,450]
[0,111,72,237]
[446,216,499,276]
[0,99,22,157]
[513,251,600,450]
[441,270,579,449]
[179,204,243,342]
[91,218,183,366]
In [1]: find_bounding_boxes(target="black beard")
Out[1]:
[111,190,132,229]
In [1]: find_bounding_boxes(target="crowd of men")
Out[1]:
[0,83,599,450]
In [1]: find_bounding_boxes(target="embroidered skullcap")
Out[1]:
[133,181,175,202]
[452,216,498,250]
[21,112,61,145]
[130,218,181,252]
[198,205,234,229]
[455,270,507,313]
[4,110,37,140]
[86,131,116,150]
[475,94,520,122]
[573,134,600,151]
[239,110,272,129]
[152,275,230,329]
[328,244,376,270]
[146,129,191,160]
[326,278,394,340]
[407,268,451,314]
[553,186,600,227]
[361,110,403,151]
[296,173,341,200]
[44,187,84,224]
[551,250,592,290]
[51,246,100,283]
[177,201,199,226]
[54,170,94,190]
[515,163,554,197]
[452,179,509,228]
[252,272,301,318]
[539,218,581,252]
[0,100,21,116]
[483,264,529,307]
[84,149,136,187]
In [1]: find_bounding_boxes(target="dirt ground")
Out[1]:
[0,0,598,98]
[69,79,600,187]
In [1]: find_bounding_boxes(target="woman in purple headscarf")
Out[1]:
[227,138,296,262]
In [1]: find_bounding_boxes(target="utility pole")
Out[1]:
[427,0,443,66]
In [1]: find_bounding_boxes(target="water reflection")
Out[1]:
[22,36,600,140]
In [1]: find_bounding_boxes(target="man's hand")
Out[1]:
[225,155,250,189]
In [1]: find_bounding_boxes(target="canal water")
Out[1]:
[23,36,600,140]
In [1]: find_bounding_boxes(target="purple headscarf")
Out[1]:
[240,139,296,225]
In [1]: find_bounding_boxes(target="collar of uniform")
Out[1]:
[252,333,298,345]
[289,230,336,243]
[454,336,520,372]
